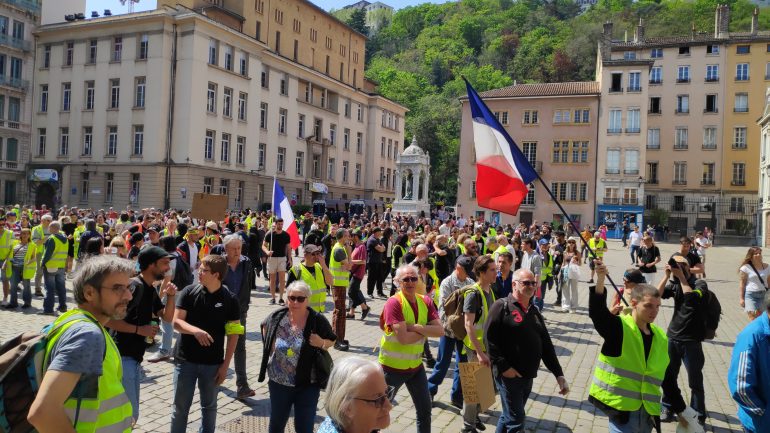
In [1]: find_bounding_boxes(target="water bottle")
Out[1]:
[146,320,158,344]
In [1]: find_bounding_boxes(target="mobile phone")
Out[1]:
[667,257,679,269]
[109,247,118,254]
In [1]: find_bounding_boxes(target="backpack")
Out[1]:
[0,314,104,433]
[442,285,479,340]
[700,288,722,340]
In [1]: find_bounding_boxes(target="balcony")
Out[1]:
[603,197,620,204]
[624,169,640,175]
[647,178,659,185]
[672,179,687,185]
[647,143,660,150]
[607,128,622,134]
[705,77,719,82]
[622,198,639,205]
[731,180,746,186]
[625,128,641,133]
[605,168,620,175]
[674,145,688,150]
[0,76,29,91]
[733,143,747,150]
[675,109,689,114]
[704,108,718,114]
[676,78,690,83]
[701,179,715,185]
[0,161,19,170]
[4,0,41,14]
[648,109,662,115]
[0,120,24,130]
[627,86,642,92]
[734,107,749,113]
[649,79,662,85]
[0,34,32,52]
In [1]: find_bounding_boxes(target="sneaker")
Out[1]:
[660,408,676,423]
[21,304,31,309]
[334,341,349,351]
[361,307,371,321]
[1,303,18,309]
[377,292,387,299]
[268,298,276,305]
[147,351,171,363]
[57,306,68,313]
[34,289,43,297]
[475,418,486,431]
[278,298,285,305]
[236,387,256,400]
[561,308,570,313]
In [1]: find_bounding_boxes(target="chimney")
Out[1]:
[752,7,759,35]
[691,22,696,40]
[715,4,730,38]
[635,18,645,43]
[603,22,613,38]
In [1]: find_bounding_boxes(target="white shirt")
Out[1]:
[741,264,770,293]
[629,231,643,247]
[188,241,198,270]
[439,223,450,236]
[695,237,710,256]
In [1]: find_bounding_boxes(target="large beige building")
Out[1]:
[0,0,39,205]
[31,1,405,210]
[457,82,600,227]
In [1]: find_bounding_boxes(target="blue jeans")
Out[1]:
[662,339,706,418]
[267,380,321,433]
[630,245,640,264]
[427,335,466,403]
[494,374,533,433]
[43,268,66,313]
[384,366,431,433]
[608,408,654,433]
[160,319,173,353]
[9,265,31,306]
[170,361,220,433]
[121,356,142,421]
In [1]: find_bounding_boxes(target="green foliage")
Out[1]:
[347,8,368,36]
[362,0,770,204]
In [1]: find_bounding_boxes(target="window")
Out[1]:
[204,130,214,160]
[734,127,747,149]
[62,83,71,111]
[203,177,213,194]
[610,72,622,92]
[312,154,320,178]
[522,110,539,125]
[321,89,327,108]
[295,151,304,175]
[676,95,689,113]
[624,51,636,60]
[355,163,361,185]
[501,111,509,125]
[357,104,363,121]
[81,173,89,202]
[82,127,92,155]
[237,181,244,208]
[39,84,48,112]
[277,147,286,173]
[573,109,590,123]
[261,67,269,88]
[278,108,287,134]
[628,72,641,91]
[678,46,690,56]
[703,127,717,149]
[329,124,336,145]
[356,132,363,153]
[280,74,287,95]
[343,128,350,150]
[647,162,658,184]
[221,87,232,117]
[766,62,770,80]
[37,129,45,156]
[343,161,349,183]
[608,109,622,133]
[381,137,385,156]
[42,44,50,68]
[260,102,267,128]
[647,128,660,149]
[677,66,690,83]
[730,197,745,212]
[674,162,687,184]
[706,64,719,81]
[134,77,146,108]
[675,127,688,149]
[606,149,620,174]
[651,48,663,58]
[736,63,750,81]
[522,142,537,165]
[109,79,120,109]
[224,45,233,71]
[236,136,245,165]
[737,45,750,54]
[624,149,639,174]
[238,92,247,121]
[107,126,118,156]
[85,81,95,110]
[87,39,97,64]
[649,96,661,114]
[105,173,114,203]
[626,108,640,133]
[138,34,149,60]
[623,188,638,205]
[208,39,218,65]
[239,52,248,76]
[702,163,715,185]
[733,162,746,186]
[580,141,589,163]
[707,44,719,55]
[553,110,571,124]
[650,66,662,84]
[297,114,305,138]
[314,118,322,141]
[64,42,74,66]
[258,143,266,169]
[6,97,18,123]
[673,195,685,211]
[59,128,69,156]
[133,125,144,155]
[130,174,140,203]
[112,37,122,62]
[552,141,568,163]
[523,187,535,206]
[327,158,335,180]
[220,133,230,162]
[735,93,749,112]
[705,94,717,113]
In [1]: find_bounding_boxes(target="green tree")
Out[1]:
[347,8,368,36]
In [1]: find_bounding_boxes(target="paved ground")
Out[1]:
[0,240,751,432]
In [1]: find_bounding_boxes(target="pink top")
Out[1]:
[350,244,367,280]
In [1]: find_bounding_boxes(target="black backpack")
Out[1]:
[699,288,722,340]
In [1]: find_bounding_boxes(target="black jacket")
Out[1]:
[222,254,255,312]
[258,306,336,387]
[171,251,194,292]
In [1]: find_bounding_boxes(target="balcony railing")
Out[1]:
[676,78,690,83]
[732,180,746,186]
[0,34,32,52]
[0,76,29,91]
[735,107,749,113]
[673,179,687,185]
[627,86,642,92]
[647,143,660,150]
[647,178,659,184]
[622,198,638,205]
[649,79,662,85]
[704,108,718,113]
[0,120,24,130]
[705,77,720,82]
[701,179,716,185]
[648,109,662,115]
[625,128,641,133]
[609,87,623,93]
[603,197,620,204]
[4,0,41,14]
[624,169,640,175]
[675,109,690,114]
[605,168,620,174]
[2,161,19,170]
[607,128,622,134]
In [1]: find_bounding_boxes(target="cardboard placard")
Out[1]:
[191,193,228,222]
[459,362,496,412]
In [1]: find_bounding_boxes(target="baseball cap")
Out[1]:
[538,239,549,246]
[304,244,322,254]
[148,225,161,233]
[456,255,474,275]
[205,221,218,230]
[137,246,175,270]
[623,269,645,284]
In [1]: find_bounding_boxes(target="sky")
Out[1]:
[85,0,450,15]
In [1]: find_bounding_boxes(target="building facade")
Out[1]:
[457,82,600,228]
[0,0,39,205]
[758,88,770,247]
[31,1,405,211]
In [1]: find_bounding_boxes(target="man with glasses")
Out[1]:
[379,264,444,433]
[106,246,178,422]
[286,244,333,313]
[485,269,569,433]
[170,255,242,433]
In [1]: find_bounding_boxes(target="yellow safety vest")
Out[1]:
[45,235,69,271]
[589,238,606,258]
[462,283,495,353]
[329,242,349,287]
[391,245,405,270]
[291,263,326,313]
[0,229,13,261]
[6,240,36,279]
[73,226,85,257]
[589,314,669,416]
[541,253,554,281]
[44,310,133,433]
[378,291,428,370]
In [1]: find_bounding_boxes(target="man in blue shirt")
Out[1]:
[494,252,513,299]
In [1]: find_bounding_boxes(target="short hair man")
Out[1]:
[262,217,292,304]
[41,221,69,314]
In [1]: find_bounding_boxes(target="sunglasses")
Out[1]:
[401,276,418,283]
[516,280,538,287]
[354,386,396,409]
[287,295,307,303]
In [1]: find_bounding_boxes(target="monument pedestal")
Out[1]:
[392,136,431,217]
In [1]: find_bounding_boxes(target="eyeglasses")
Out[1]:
[400,276,418,283]
[516,280,538,287]
[101,285,134,295]
[354,386,395,409]
[287,295,307,303]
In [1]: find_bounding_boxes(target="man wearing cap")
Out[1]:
[144,225,161,249]
[588,231,608,283]
[287,244,334,314]
[106,246,178,422]
[177,228,201,282]
[616,269,647,316]
[263,218,292,305]
[41,221,69,315]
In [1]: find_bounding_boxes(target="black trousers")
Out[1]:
[366,262,385,296]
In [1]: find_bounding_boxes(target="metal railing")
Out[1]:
[0,34,31,51]
[4,0,41,14]
[0,76,29,91]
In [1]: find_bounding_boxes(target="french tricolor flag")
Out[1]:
[272,178,301,249]
[465,79,538,216]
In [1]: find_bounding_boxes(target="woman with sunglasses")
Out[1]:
[318,356,393,433]
[259,281,337,433]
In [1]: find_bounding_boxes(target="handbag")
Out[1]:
[310,312,333,389]
[748,262,769,291]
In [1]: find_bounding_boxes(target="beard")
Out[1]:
[153,271,166,281]
[107,301,130,320]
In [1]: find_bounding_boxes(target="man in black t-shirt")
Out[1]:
[262,218,292,305]
[171,255,240,433]
[106,246,178,422]
[365,227,386,298]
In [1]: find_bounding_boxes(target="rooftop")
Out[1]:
[476,82,601,99]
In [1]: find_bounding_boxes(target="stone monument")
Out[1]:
[392,136,431,217]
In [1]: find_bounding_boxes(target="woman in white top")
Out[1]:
[739,246,770,320]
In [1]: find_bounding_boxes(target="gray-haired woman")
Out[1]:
[259,281,336,433]
[317,357,393,433]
